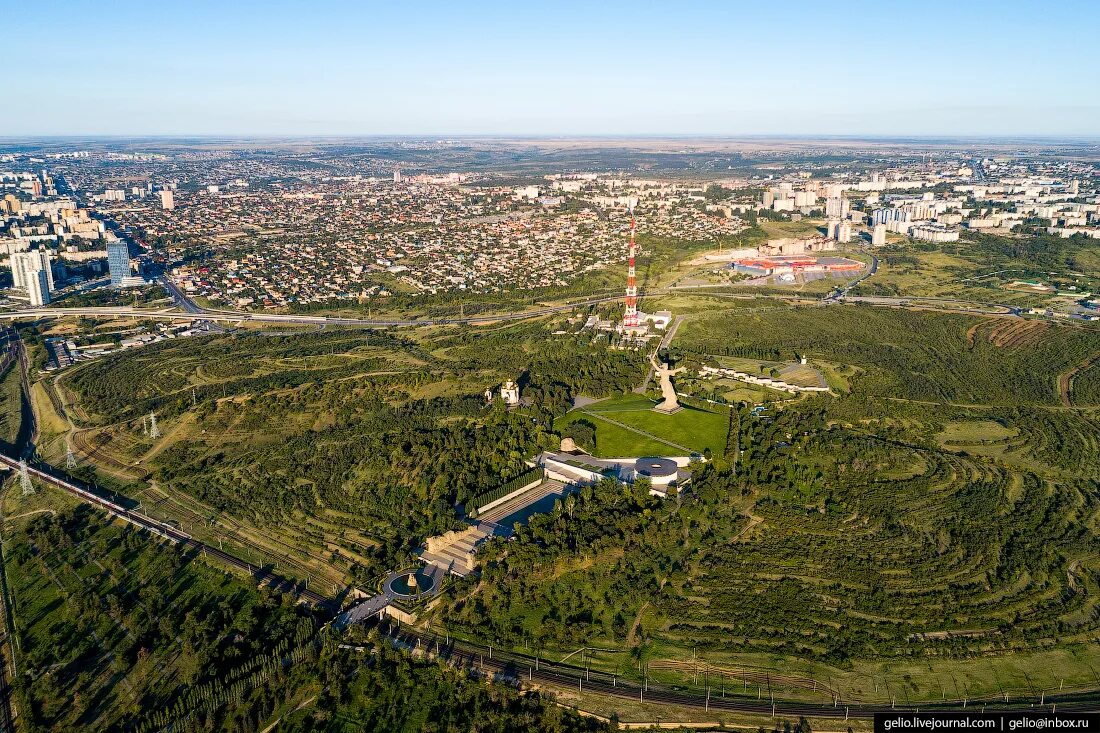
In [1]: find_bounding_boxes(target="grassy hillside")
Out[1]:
[52,323,647,585]
[435,299,1100,705]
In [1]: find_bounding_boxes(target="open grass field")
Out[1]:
[557,393,730,457]
[937,418,1018,448]
[853,233,1100,307]
[760,219,828,239]
[713,379,791,404]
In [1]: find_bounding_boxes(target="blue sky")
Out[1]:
[4,0,1098,137]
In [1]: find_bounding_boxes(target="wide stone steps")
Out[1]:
[419,524,492,577]
[419,479,570,577]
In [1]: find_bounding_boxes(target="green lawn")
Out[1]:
[714,379,790,404]
[938,419,1018,444]
[558,394,730,457]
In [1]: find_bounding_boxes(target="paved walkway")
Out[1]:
[337,480,573,628]
[337,564,446,627]
[635,316,683,394]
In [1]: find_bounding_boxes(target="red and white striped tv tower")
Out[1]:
[623,202,640,328]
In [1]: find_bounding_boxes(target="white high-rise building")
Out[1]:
[160,189,174,210]
[872,208,911,228]
[836,221,852,243]
[794,191,817,207]
[872,224,887,246]
[910,223,960,243]
[10,249,53,291]
[828,220,852,243]
[11,250,52,305]
[27,269,50,306]
[10,252,29,289]
[826,196,850,219]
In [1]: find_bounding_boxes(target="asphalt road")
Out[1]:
[0,284,1032,329]
[0,293,628,328]
[158,275,204,314]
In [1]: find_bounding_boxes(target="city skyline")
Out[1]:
[5,0,1100,138]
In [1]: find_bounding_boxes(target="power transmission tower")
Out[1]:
[65,443,77,470]
[142,414,148,436]
[18,460,34,496]
[149,412,161,440]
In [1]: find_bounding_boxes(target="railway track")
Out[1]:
[0,453,332,608]
[372,622,1100,719]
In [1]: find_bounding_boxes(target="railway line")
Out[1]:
[0,453,332,608]
[374,622,1100,719]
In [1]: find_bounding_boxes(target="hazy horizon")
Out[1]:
[6,0,1099,138]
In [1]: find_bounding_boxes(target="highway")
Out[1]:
[0,453,331,608]
[1,246,1060,331]
[373,622,1100,719]
[0,286,1038,330]
[842,294,1018,315]
[0,293,629,329]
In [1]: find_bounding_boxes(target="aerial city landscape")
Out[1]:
[2,1,1099,732]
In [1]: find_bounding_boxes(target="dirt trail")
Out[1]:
[1059,353,1100,407]
[626,601,650,647]
[731,510,763,541]
[965,321,986,348]
[259,695,317,733]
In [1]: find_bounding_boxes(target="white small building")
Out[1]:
[500,380,520,406]
[644,310,673,330]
